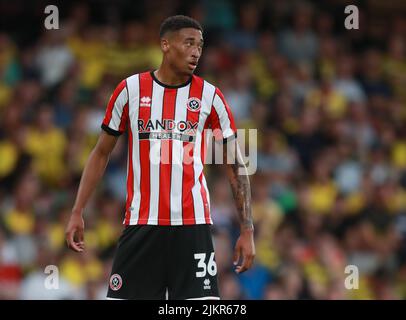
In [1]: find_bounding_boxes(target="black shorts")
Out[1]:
[106,224,220,300]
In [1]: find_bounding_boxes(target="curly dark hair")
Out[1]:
[159,15,203,38]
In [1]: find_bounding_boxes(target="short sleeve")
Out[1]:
[101,79,129,136]
[207,87,237,143]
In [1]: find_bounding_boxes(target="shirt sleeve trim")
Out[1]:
[101,124,122,136]
[221,132,237,144]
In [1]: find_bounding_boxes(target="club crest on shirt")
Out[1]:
[109,274,123,291]
[187,97,201,112]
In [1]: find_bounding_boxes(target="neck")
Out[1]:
[154,63,191,87]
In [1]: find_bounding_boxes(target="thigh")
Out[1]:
[107,225,167,300]
[167,225,220,300]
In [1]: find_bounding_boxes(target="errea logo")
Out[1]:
[203,278,211,290]
[140,96,151,107]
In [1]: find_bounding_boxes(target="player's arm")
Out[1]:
[65,131,118,252]
[223,140,255,274]
[66,79,128,252]
[209,86,255,273]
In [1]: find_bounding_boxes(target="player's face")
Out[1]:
[164,28,203,76]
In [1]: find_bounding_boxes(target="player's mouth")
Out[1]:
[188,61,198,69]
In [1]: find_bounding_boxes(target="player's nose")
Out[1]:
[191,47,201,59]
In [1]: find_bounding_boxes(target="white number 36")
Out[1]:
[194,252,217,278]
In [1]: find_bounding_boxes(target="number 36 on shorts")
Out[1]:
[194,252,217,278]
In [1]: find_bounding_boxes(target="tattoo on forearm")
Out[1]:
[224,143,253,229]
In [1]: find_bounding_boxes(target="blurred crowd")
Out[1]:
[1,0,406,299]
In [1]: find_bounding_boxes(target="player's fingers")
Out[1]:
[65,229,73,248]
[233,244,241,266]
[75,231,85,252]
[71,240,84,252]
[77,228,84,242]
[66,229,83,252]
[236,250,255,274]
[236,257,248,274]
[245,251,255,270]
[235,266,243,273]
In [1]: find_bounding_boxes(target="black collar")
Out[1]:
[150,71,192,89]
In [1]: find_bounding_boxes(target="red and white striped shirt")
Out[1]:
[102,71,236,226]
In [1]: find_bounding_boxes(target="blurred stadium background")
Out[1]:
[1,0,406,299]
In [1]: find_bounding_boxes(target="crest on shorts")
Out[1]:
[187,97,201,112]
[109,274,123,291]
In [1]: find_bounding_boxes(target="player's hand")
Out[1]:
[233,227,255,274]
[65,213,85,252]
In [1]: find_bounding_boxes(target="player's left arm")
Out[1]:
[209,86,255,273]
[223,140,255,274]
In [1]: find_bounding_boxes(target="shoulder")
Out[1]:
[122,71,151,92]
[124,71,153,83]
[192,75,219,99]
[192,74,216,89]
[119,70,150,84]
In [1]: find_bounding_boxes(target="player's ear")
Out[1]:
[161,38,170,53]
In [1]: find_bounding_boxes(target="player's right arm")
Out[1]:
[65,132,118,252]
[66,79,129,252]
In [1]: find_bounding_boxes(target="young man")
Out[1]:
[65,15,255,300]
